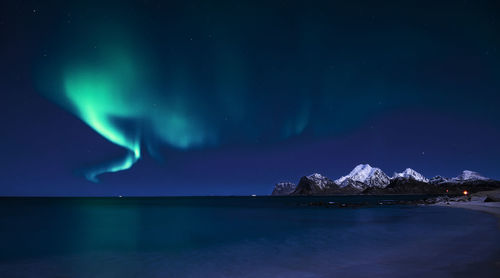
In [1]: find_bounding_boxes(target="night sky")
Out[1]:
[1,0,499,196]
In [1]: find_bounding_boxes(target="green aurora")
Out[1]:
[36,1,499,184]
[45,36,216,181]
[39,20,313,182]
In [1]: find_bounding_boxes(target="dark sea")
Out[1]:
[0,196,499,278]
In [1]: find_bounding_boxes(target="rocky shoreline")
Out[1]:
[431,189,500,219]
[291,189,500,219]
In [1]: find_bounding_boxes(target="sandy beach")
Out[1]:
[434,189,500,219]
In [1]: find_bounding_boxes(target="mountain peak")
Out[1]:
[393,168,429,183]
[306,173,333,190]
[336,164,371,183]
[308,173,326,179]
[290,174,339,195]
[271,182,296,196]
[335,164,390,188]
[454,170,489,181]
[273,165,499,196]
[351,164,373,174]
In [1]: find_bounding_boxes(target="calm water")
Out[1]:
[0,196,499,278]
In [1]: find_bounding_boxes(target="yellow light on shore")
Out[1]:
[463,190,468,195]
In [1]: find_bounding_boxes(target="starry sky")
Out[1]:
[1,0,499,196]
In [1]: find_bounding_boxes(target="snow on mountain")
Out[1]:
[273,166,498,195]
[335,164,390,188]
[429,171,490,184]
[429,176,450,185]
[452,170,490,182]
[338,178,368,190]
[306,173,334,190]
[393,168,429,183]
[271,182,296,196]
[291,173,339,195]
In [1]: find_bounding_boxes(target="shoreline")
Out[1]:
[435,201,500,218]
[432,189,500,275]
[432,189,500,219]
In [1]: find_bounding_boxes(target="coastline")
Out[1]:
[1,194,500,277]
[433,189,500,276]
[433,189,500,219]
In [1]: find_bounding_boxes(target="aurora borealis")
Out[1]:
[52,32,216,181]
[57,34,226,181]
[39,14,317,181]
[61,42,142,181]
[1,0,500,195]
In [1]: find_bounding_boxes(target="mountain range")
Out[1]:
[272,164,500,196]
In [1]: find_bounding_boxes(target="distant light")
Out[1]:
[251,194,257,197]
[463,190,468,196]
[445,189,448,193]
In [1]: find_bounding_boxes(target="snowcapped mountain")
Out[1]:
[306,173,334,190]
[429,176,450,185]
[338,178,369,190]
[291,173,339,195]
[393,168,429,183]
[452,170,489,182]
[271,182,296,196]
[335,164,390,188]
[430,171,489,185]
[272,166,499,196]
